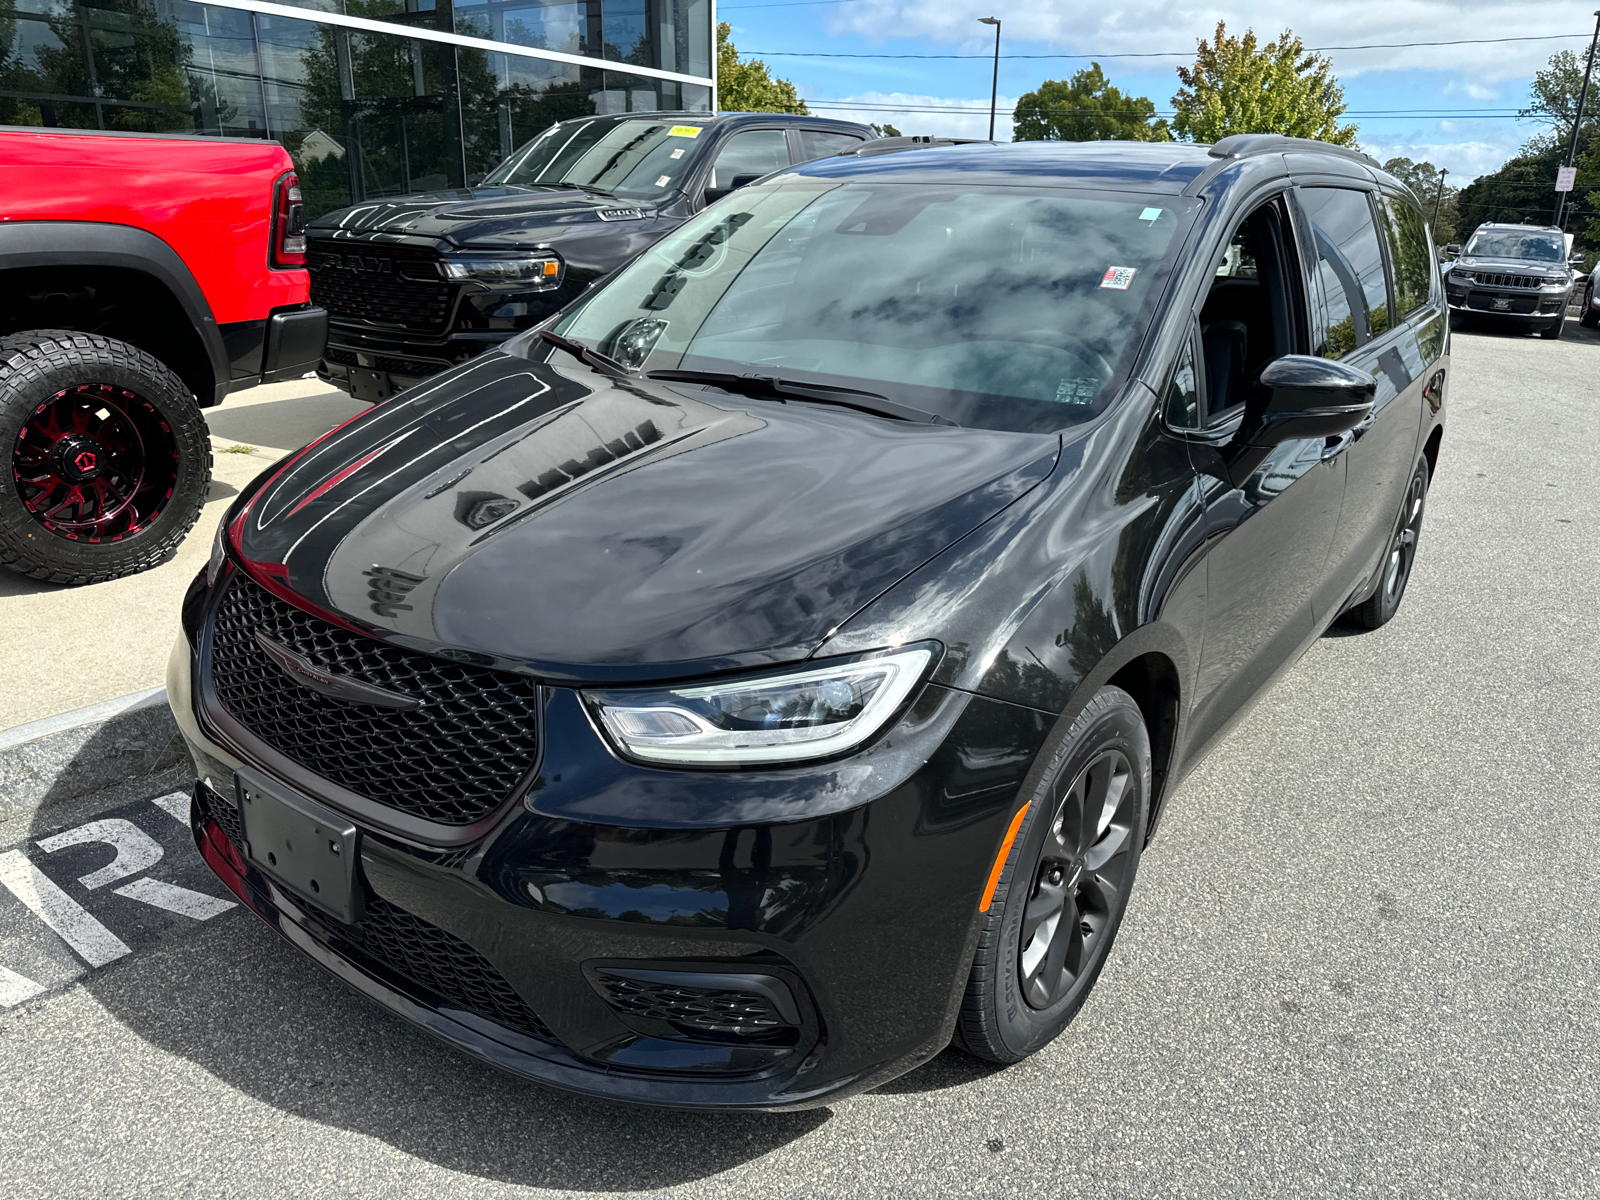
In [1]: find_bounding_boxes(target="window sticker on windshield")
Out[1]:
[1139,207,1162,222]
[656,175,672,187]
[670,148,685,160]
[668,125,702,138]
[1054,378,1099,405]
[1100,266,1137,290]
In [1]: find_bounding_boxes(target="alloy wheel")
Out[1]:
[1383,468,1427,605]
[1018,748,1139,1010]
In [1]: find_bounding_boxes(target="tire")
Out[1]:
[954,686,1151,1064]
[0,331,211,585]
[1341,459,1429,631]
[1581,283,1598,328]
[1540,315,1566,340]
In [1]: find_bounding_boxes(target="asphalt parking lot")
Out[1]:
[1,321,1597,1198]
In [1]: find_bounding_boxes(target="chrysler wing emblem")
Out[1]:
[254,633,421,710]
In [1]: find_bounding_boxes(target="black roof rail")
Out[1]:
[1207,133,1378,168]
[839,135,988,158]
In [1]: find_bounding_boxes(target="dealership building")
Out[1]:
[1,0,716,216]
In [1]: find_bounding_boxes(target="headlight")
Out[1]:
[589,645,938,766]
[441,252,564,289]
[205,519,229,587]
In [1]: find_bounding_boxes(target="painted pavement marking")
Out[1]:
[112,878,236,921]
[0,850,132,968]
[150,791,192,824]
[0,965,46,1006]
[36,819,165,889]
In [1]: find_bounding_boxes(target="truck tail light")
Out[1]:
[272,171,307,267]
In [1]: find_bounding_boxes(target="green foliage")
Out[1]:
[716,22,808,114]
[870,123,902,138]
[1518,49,1600,153]
[1012,63,1170,142]
[1455,142,1571,245]
[1382,157,1459,244]
[1170,22,1357,146]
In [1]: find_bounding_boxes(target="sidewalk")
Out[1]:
[0,377,366,730]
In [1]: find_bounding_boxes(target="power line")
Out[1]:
[722,0,863,7]
[745,32,1593,61]
[799,100,1548,120]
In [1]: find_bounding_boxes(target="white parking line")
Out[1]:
[0,966,46,1007]
[150,791,192,824]
[36,819,165,890]
[0,850,131,968]
[112,878,235,921]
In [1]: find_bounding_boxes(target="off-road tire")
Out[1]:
[954,686,1151,1064]
[0,331,210,585]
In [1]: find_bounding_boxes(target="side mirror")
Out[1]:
[1226,356,1375,487]
[703,173,764,205]
[1443,243,1462,258]
[1570,253,1586,267]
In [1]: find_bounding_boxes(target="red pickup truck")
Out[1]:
[0,127,327,584]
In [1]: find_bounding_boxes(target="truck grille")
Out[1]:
[1470,272,1545,289]
[208,572,542,826]
[308,239,457,334]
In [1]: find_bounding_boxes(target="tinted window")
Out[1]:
[1379,195,1433,318]
[556,182,1199,433]
[1464,229,1564,261]
[798,130,865,160]
[1164,333,1200,428]
[709,130,791,189]
[1300,187,1390,357]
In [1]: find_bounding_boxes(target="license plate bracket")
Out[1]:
[236,770,362,924]
[1491,297,1511,310]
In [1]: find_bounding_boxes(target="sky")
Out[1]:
[716,0,1600,183]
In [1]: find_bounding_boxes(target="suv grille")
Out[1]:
[352,895,554,1041]
[309,239,456,334]
[323,345,445,379]
[1471,272,1546,289]
[208,572,542,826]
[596,973,791,1036]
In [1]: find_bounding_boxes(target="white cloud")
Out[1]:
[802,91,1022,140]
[1360,137,1521,180]
[822,2,1594,81]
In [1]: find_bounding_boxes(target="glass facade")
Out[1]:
[0,0,713,216]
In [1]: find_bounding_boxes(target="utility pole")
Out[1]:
[979,17,1001,140]
[1432,168,1448,234]
[1555,9,1600,228]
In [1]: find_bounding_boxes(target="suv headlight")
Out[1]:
[589,645,938,766]
[441,252,564,289]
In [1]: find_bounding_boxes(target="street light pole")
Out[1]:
[1432,168,1448,234]
[979,17,1001,141]
[1555,9,1600,227]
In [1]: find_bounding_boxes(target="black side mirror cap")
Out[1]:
[703,174,765,205]
[1225,355,1376,486]
[1443,244,1462,257]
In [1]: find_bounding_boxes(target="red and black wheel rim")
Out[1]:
[11,383,181,542]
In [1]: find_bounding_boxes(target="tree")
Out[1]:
[1518,49,1599,153]
[1012,63,1170,142]
[870,122,902,138]
[716,22,807,114]
[1382,157,1459,243]
[1454,142,1574,243]
[1170,22,1357,146]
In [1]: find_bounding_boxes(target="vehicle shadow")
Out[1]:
[78,913,831,1191]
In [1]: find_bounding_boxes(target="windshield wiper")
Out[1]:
[538,328,627,376]
[645,369,958,426]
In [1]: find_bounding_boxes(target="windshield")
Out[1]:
[552,180,1198,433]
[483,116,710,198]
[1464,229,1565,262]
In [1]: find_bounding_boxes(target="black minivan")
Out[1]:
[171,134,1447,1110]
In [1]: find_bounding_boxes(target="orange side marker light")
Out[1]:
[979,802,1032,912]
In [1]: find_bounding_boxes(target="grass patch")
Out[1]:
[220,444,257,454]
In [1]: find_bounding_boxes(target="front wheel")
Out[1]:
[0,331,211,584]
[1581,282,1599,328]
[1342,459,1429,630]
[954,686,1150,1064]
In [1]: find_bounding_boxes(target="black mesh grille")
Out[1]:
[351,895,553,1041]
[597,974,791,1035]
[208,572,541,826]
[200,783,244,850]
[1471,271,1545,289]
[309,240,457,334]
[323,345,446,378]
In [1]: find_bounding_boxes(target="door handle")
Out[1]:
[1350,411,1378,441]
[1321,432,1353,463]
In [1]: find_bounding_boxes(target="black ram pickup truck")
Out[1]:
[310,111,875,402]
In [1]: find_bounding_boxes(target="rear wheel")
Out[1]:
[1342,459,1429,630]
[954,686,1150,1064]
[0,331,210,584]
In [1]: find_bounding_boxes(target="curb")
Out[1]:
[0,688,186,829]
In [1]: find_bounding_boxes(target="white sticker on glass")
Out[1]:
[670,148,684,160]
[656,175,671,187]
[1100,266,1137,290]
[1139,207,1162,222]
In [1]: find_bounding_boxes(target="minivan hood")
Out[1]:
[306,186,662,247]
[230,353,1060,682]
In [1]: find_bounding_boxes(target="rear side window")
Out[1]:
[709,130,791,189]
[1299,187,1391,357]
[1378,195,1434,318]
[798,130,865,160]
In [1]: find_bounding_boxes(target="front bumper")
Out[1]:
[167,574,1054,1109]
[317,325,512,403]
[1446,284,1569,326]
